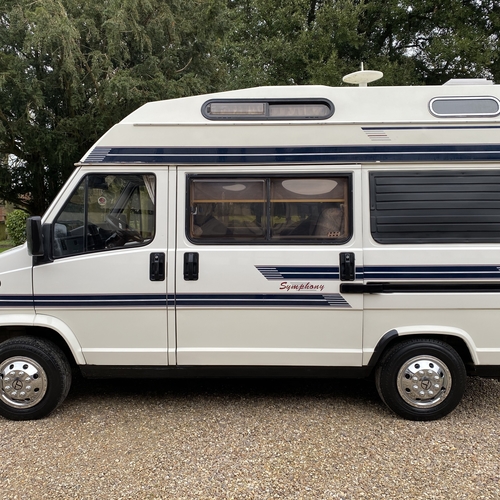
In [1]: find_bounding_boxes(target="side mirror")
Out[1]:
[26,216,44,257]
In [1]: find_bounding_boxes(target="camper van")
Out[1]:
[2,71,500,421]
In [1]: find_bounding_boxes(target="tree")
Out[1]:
[2,0,499,215]
[222,0,361,88]
[352,0,500,85]
[0,0,228,214]
[222,0,499,87]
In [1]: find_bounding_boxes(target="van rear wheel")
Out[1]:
[375,339,466,421]
[0,337,71,421]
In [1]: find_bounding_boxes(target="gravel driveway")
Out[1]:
[1,376,499,499]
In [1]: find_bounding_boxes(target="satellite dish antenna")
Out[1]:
[342,63,383,87]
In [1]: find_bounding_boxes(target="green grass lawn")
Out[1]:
[0,240,15,253]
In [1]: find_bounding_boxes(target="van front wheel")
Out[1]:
[0,337,71,421]
[375,339,466,421]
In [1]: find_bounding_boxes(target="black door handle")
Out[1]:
[340,252,355,281]
[184,252,199,281]
[150,253,165,281]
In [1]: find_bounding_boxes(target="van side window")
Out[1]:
[53,174,155,257]
[370,170,500,243]
[189,176,350,243]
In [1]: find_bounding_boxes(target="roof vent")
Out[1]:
[443,78,493,86]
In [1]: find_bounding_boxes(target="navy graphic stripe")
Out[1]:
[362,126,500,131]
[85,147,112,162]
[83,144,500,164]
[323,294,351,307]
[0,293,351,309]
[341,282,500,294]
[363,265,500,280]
[0,295,34,307]
[175,293,350,308]
[257,264,500,281]
[256,266,340,280]
[34,294,170,308]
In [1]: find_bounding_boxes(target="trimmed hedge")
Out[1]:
[6,210,29,246]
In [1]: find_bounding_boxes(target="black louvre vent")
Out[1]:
[370,170,500,243]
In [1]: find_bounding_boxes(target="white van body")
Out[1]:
[2,79,500,421]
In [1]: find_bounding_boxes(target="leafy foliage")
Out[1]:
[6,209,28,245]
[0,0,228,215]
[223,0,500,87]
[0,0,499,214]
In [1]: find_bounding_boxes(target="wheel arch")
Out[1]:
[0,314,85,367]
[367,326,476,373]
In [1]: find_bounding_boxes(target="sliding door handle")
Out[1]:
[184,252,199,281]
[340,252,355,281]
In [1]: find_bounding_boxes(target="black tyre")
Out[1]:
[375,338,466,421]
[0,337,72,421]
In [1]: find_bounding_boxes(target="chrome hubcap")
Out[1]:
[0,357,48,408]
[397,355,452,408]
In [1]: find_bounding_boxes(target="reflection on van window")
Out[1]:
[53,174,155,257]
[189,176,350,243]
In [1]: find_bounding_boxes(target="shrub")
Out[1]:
[6,209,29,246]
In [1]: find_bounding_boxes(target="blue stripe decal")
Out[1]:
[0,293,349,309]
[175,293,350,308]
[256,266,340,280]
[362,126,500,131]
[85,147,112,162]
[0,295,34,307]
[84,144,500,164]
[33,294,170,308]
[257,264,500,281]
[363,265,500,280]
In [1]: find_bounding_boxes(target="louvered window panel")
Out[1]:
[370,171,500,243]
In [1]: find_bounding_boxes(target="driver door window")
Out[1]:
[53,174,155,258]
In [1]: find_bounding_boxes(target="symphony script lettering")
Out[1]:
[279,282,325,292]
